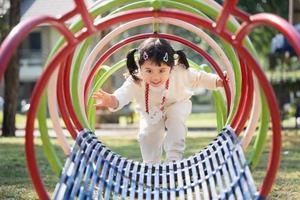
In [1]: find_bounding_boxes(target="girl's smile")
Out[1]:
[150,81,162,86]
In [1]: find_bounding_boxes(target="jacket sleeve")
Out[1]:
[186,68,218,90]
[110,77,138,112]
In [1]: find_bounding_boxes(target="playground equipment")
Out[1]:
[1,0,300,199]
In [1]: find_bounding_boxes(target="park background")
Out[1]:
[0,0,300,199]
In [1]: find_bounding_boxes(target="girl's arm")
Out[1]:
[187,68,227,89]
[187,68,218,90]
[93,77,137,111]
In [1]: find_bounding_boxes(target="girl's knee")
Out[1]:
[137,132,153,144]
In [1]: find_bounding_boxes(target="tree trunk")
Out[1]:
[2,0,20,136]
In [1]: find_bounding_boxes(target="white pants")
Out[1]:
[138,100,192,163]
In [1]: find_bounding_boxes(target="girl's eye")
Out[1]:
[146,70,152,73]
[159,70,166,73]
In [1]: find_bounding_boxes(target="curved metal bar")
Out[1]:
[232,12,300,197]
[25,44,77,200]
[248,92,270,168]
[74,0,98,33]
[47,68,71,154]
[0,16,77,78]
[63,52,84,131]
[56,55,79,138]
[236,61,254,133]
[214,0,239,33]
[69,38,94,129]
[230,56,249,129]
[81,17,236,129]
[235,13,300,57]
[83,32,231,113]
[23,8,282,199]
[240,75,261,150]
[233,44,281,199]
[230,56,254,133]
[0,7,287,199]
[83,8,282,199]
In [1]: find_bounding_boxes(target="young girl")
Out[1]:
[93,38,225,164]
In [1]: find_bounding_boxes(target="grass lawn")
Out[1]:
[0,131,300,199]
[0,111,298,129]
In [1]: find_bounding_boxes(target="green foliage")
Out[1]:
[238,0,289,58]
[250,26,278,58]
[236,0,299,79]
[238,0,288,18]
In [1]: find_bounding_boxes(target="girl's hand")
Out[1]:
[92,90,118,110]
[216,71,229,87]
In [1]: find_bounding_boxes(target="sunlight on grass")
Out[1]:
[0,111,298,130]
[0,137,64,199]
[186,112,218,128]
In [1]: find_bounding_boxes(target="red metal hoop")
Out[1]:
[1,1,299,198]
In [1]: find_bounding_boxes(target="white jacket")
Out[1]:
[112,65,218,114]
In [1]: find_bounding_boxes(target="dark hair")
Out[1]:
[126,38,189,81]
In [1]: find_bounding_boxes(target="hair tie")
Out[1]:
[173,53,179,60]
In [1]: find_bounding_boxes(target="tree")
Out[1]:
[238,0,289,58]
[1,0,20,136]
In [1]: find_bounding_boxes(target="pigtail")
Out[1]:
[126,48,140,81]
[176,50,189,69]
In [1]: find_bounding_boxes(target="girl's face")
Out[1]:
[140,60,171,87]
